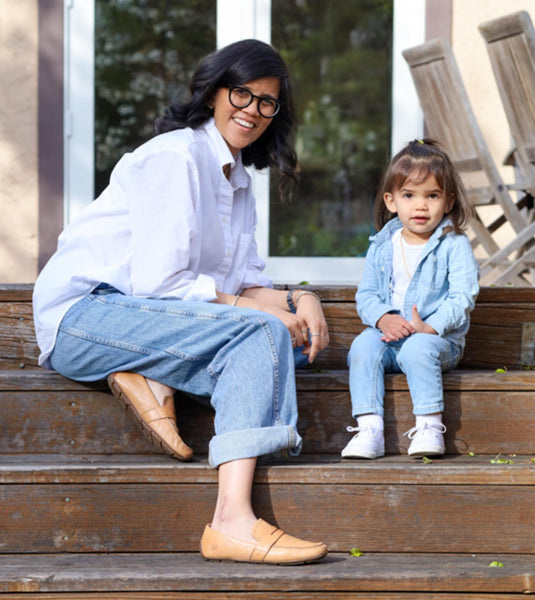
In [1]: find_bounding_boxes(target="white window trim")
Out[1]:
[64,0,424,284]
[64,0,95,226]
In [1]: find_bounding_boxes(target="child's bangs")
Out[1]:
[393,156,446,190]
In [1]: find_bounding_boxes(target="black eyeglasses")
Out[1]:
[227,86,281,118]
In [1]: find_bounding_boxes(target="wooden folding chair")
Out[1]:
[479,11,535,194]
[403,38,532,285]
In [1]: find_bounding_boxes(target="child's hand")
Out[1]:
[409,305,438,335]
[377,313,415,342]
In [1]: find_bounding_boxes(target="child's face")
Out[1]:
[383,174,453,243]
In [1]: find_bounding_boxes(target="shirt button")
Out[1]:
[226,251,231,258]
[222,217,228,223]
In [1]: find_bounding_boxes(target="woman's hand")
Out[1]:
[294,292,329,363]
[221,287,329,363]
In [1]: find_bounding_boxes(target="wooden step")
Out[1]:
[0,455,533,554]
[0,285,533,596]
[1,369,533,456]
[1,285,534,371]
[0,552,533,596]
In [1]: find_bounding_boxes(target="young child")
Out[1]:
[342,139,479,459]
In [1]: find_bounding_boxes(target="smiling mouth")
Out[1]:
[233,116,254,129]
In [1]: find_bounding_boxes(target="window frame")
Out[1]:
[64,0,424,284]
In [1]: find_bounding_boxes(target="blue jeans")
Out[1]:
[347,327,462,418]
[49,286,308,468]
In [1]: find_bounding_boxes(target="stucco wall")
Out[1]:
[0,0,38,282]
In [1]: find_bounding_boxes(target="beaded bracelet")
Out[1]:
[286,290,297,313]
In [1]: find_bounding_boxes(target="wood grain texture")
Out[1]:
[0,552,532,594]
[0,368,533,455]
[0,474,533,553]
[0,453,533,486]
[1,286,534,369]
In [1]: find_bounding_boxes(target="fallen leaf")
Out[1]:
[489,561,504,567]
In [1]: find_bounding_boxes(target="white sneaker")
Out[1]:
[341,426,385,459]
[404,423,446,457]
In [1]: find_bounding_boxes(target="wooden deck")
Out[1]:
[0,285,533,597]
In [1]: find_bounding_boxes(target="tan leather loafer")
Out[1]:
[200,518,328,565]
[108,372,193,461]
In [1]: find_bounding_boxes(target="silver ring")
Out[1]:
[310,332,322,337]
[301,329,308,334]
[291,337,297,344]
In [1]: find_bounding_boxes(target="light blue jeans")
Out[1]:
[347,327,462,418]
[49,286,308,468]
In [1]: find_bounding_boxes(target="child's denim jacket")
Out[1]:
[356,216,480,352]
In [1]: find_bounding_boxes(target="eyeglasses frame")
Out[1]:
[226,85,281,118]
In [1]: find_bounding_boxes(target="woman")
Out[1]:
[33,39,329,564]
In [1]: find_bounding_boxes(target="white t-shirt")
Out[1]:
[33,118,271,367]
[391,228,425,316]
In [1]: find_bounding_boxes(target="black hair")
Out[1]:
[373,138,474,233]
[155,39,298,201]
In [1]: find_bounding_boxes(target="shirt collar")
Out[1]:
[202,118,250,190]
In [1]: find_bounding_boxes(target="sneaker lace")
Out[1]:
[403,422,447,439]
[346,425,381,438]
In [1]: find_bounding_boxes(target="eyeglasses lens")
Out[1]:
[229,87,279,118]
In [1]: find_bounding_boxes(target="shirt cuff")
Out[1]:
[182,274,218,302]
[242,270,273,290]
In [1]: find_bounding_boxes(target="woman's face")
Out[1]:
[211,77,280,156]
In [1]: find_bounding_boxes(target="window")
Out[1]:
[94,0,217,197]
[64,0,424,283]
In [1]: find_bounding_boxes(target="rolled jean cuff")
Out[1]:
[413,400,444,416]
[208,425,303,468]
[353,404,384,418]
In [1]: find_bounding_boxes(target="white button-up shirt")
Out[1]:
[33,118,272,366]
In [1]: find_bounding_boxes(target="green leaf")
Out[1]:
[490,454,514,464]
[298,281,310,286]
[489,561,504,567]
[350,548,364,557]
[468,451,475,457]
[422,456,433,464]
[495,367,507,373]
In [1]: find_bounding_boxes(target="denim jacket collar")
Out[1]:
[371,215,455,257]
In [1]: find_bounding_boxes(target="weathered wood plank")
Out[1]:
[0,301,39,369]
[1,286,534,369]
[0,552,533,594]
[0,593,530,600]
[297,369,535,391]
[0,590,530,599]
[0,370,533,455]
[0,477,533,553]
[1,285,534,304]
[0,454,533,486]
